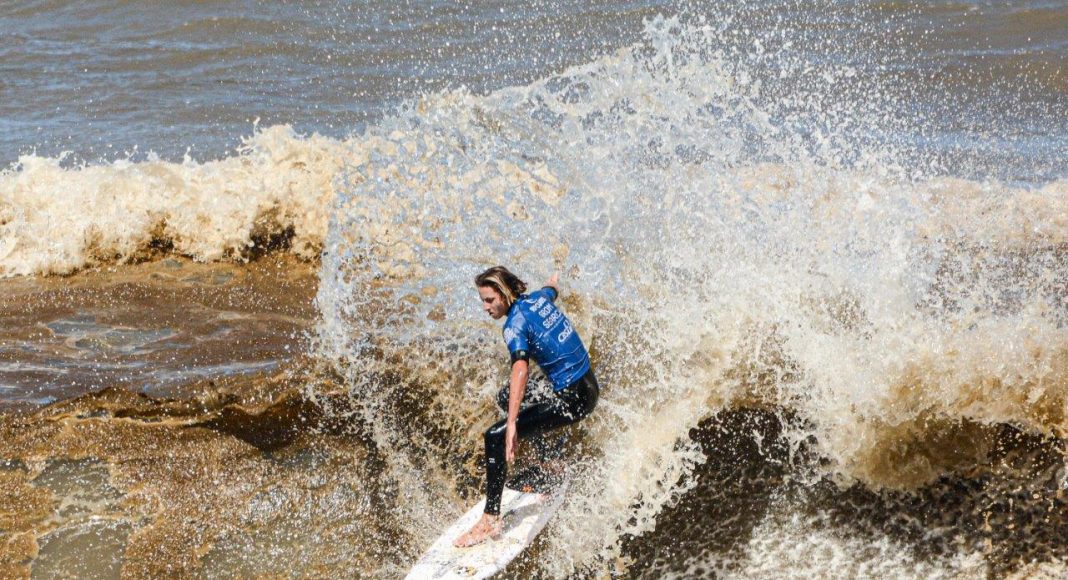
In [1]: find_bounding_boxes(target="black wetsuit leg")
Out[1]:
[483,371,599,516]
[495,376,563,461]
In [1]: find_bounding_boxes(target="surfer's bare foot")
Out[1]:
[453,514,502,548]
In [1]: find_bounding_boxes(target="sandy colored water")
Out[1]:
[0,360,405,578]
[0,254,317,412]
[2,384,1064,578]
[0,255,357,577]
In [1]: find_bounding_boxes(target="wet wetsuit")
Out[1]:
[483,287,599,516]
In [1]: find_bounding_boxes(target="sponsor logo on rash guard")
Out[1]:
[557,321,573,342]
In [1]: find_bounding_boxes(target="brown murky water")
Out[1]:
[0,363,402,578]
[0,255,407,578]
[0,255,316,411]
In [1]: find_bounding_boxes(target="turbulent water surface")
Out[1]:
[1,1,1066,578]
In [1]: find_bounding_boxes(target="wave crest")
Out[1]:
[0,125,346,276]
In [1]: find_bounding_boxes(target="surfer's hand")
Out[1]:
[546,272,559,291]
[505,422,518,463]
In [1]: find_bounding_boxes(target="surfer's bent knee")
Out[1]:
[484,424,505,449]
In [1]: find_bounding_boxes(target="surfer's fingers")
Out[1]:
[505,432,518,462]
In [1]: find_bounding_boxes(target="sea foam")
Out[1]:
[0,125,350,277]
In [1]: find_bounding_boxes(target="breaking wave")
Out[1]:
[310,15,1067,575]
[0,125,345,277]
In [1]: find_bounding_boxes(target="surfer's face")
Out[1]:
[478,285,508,319]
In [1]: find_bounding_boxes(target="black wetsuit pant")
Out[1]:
[483,370,599,516]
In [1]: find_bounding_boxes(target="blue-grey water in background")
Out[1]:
[1,0,1065,181]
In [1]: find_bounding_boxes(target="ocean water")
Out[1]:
[1,1,1066,578]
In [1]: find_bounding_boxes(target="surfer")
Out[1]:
[454,266,599,548]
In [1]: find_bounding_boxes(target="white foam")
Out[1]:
[0,125,349,276]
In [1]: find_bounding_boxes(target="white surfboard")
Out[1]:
[406,472,570,580]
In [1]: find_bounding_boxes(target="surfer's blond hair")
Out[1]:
[475,266,527,308]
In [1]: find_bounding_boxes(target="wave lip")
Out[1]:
[0,125,347,277]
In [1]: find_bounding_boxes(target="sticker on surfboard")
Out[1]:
[406,467,570,580]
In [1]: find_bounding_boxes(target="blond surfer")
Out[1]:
[454,266,599,547]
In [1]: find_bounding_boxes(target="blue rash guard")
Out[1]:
[502,287,590,391]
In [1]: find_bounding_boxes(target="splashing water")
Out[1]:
[312,15,1067,575]
[0,7,1064,576]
